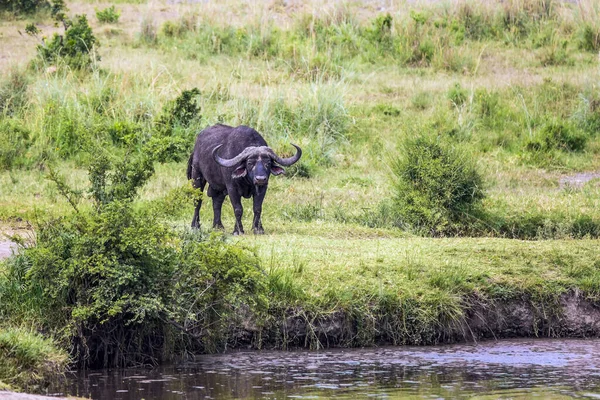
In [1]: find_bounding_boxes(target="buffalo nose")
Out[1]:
[255,176,267,185]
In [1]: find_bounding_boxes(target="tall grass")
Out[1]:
[0,327,67,391]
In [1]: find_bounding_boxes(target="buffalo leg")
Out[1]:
[211,190,226,230]
[228,191,244,235]
[252,188,267,234]
[191,176,206,229]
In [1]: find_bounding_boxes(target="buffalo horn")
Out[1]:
[267,144,302,166]
[213,145,266,167]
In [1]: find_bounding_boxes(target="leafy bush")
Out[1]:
[526,120,587,153]
[96,5,119,24]
[1,152,267,367]
[88,152,154,205]
[366,13,393,47]
[0,0,46,14]
[148,88,201,162]
[36,15,99,70]
[391,136,485,235]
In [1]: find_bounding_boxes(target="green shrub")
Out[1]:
[366,13,393,47]
[526,120,587,153]
[36,14,99,70]
[1,0,66,16]
[447,82,468,107]
[391,136,485,235]
[578,24,600,52]
[539,39,571,67]
[161,20,183,38]
[106,120,143,146]
[148,88,201,162]
[0,327,68,391]
[96,5,119,24]
[0,120,32,170]
[0,0,46,14]
[373,103,401,116]
[0,152,267,367]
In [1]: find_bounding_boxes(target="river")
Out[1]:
[45,338,600,399]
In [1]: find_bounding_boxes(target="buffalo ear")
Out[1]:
[271,166,285,176]
[232,166,247,179]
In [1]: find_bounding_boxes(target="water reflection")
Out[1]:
[52,339,600,399]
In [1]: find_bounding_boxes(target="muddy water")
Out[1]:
[49,339,600,399]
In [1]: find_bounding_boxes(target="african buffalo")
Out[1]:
[187,124,302,234]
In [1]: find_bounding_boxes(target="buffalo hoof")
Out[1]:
[253,228,265,235]
[232,230,244,236]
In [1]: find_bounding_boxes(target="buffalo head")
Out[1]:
[212,144,302,186]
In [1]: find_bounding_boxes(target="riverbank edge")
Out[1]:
[2,290,599,397]
[247,291,600,349]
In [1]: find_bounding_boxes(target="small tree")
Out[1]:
[28,14,99,70]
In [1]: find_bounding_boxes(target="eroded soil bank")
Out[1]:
[251,292,600,349]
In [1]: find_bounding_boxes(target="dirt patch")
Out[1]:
[559,171,600,188]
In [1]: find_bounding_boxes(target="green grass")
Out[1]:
[0,327,67,391]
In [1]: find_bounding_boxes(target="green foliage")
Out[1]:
[0,153,267,367]
[0,327,68,391]
[148,88,201,162]
[526,120,587,153]
[447,83,468,107]
[0,68,29,117]
[0,0,46,14]
[167,232,266,353]
[539,38,571,67]
[0,120,32,170]
[0,0,65,15]
[87,151,154,205]
[578,24,600,52]
[366,13,393,46]
[36,15,99,70]
[391,136,485,235]
[95,5,119,24]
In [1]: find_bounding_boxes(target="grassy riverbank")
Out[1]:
[1,0,600,391]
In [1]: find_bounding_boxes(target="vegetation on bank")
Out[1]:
[0,327,67,391]
[1,0,600,392]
